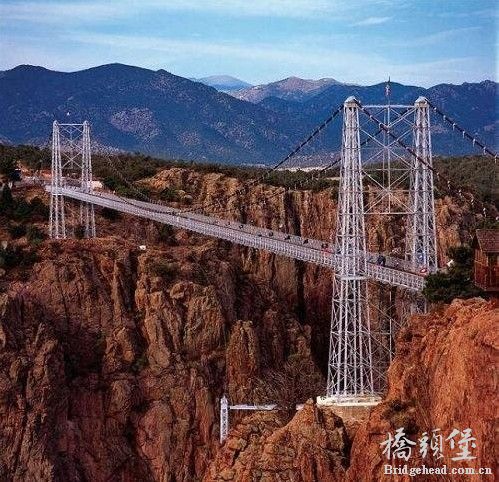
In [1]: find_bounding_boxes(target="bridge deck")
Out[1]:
[47,186,425,291]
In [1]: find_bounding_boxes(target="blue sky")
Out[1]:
[0,0,496,86]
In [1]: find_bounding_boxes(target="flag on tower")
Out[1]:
[385,76,391,99]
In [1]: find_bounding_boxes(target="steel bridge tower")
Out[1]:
[49,121,65,239]
[80,121,96,238]
[406,97,437,273]
[324,95,438,403]
[326,97,375,402]
[49,120,96,239]
[220,395,229,443]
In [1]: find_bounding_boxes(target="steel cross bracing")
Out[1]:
[48,121,96,239]
[49,121,66,239]
[359,104,417,215]
[80,121,96,238]
[44,185,426,291]
[220,395,229,443]
[327,97,375,401]
[406,97,437,272]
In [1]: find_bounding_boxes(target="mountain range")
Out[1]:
[0,63,496,164]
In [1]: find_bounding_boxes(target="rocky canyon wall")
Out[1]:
[0,236,324,481]
[0,166,492,481]
[204,299,498,482]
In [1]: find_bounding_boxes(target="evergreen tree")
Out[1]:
[0,184,14,211]
[423,245,483,303]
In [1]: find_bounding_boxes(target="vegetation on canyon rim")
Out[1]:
[423,245,484,303]
[1,143,497,302]
[1,144,497,201]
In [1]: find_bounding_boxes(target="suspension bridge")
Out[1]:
[39,91,496,441]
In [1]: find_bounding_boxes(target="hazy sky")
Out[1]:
[0,0,497,86]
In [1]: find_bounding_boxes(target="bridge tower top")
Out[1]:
[415,96,429,105]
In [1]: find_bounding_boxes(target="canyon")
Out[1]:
[0,167,496,481]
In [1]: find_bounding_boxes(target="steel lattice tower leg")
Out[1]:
[406,97,437,275]
[326,97,375,401]
[49,121,66,239]
[80,121,96,238]
[220,395,229,443]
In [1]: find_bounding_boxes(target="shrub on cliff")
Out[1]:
[8,223,27,239]
[157,224,176,244]
[147,259,178,281]
[0,144,49,172]
[28,197,49,219]
[101,207,121,220]
[1,189,49,223]
[74,224,85,240]
[434,156,498,207]
[0,245,39,270]
[26,225,46,245]
[0,185,14,212]
[423,245,483,303]
[159,187,180,202]
[0,155,18,182]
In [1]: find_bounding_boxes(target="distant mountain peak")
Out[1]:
[8,64,53,73]
[195,75,252,91]
[200,75,244,83]
[232,76,341,103]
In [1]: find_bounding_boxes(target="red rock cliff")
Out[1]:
[205,298,497,482]
[347,298,498,481]
[0,167,493,481]
[0,237,325,481]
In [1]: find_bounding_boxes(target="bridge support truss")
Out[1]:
[80,121,96,238]
[406,97,437,274]
[325,95,440,403]
[49,121,96,239]
[49,121,65,239]
[326,97,376,402]
[220,395,229,443]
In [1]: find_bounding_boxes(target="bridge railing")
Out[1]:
[45,186,426,291]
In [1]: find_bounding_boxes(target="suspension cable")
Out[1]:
[356,101,495,215]
[93,111,395,223]
[427,101,498,160]
[213,110,425,219]
[92,104,345,219]
[203,120,404,221]
[181,103,344,215]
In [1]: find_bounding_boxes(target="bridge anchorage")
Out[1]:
[45,93,497,429]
